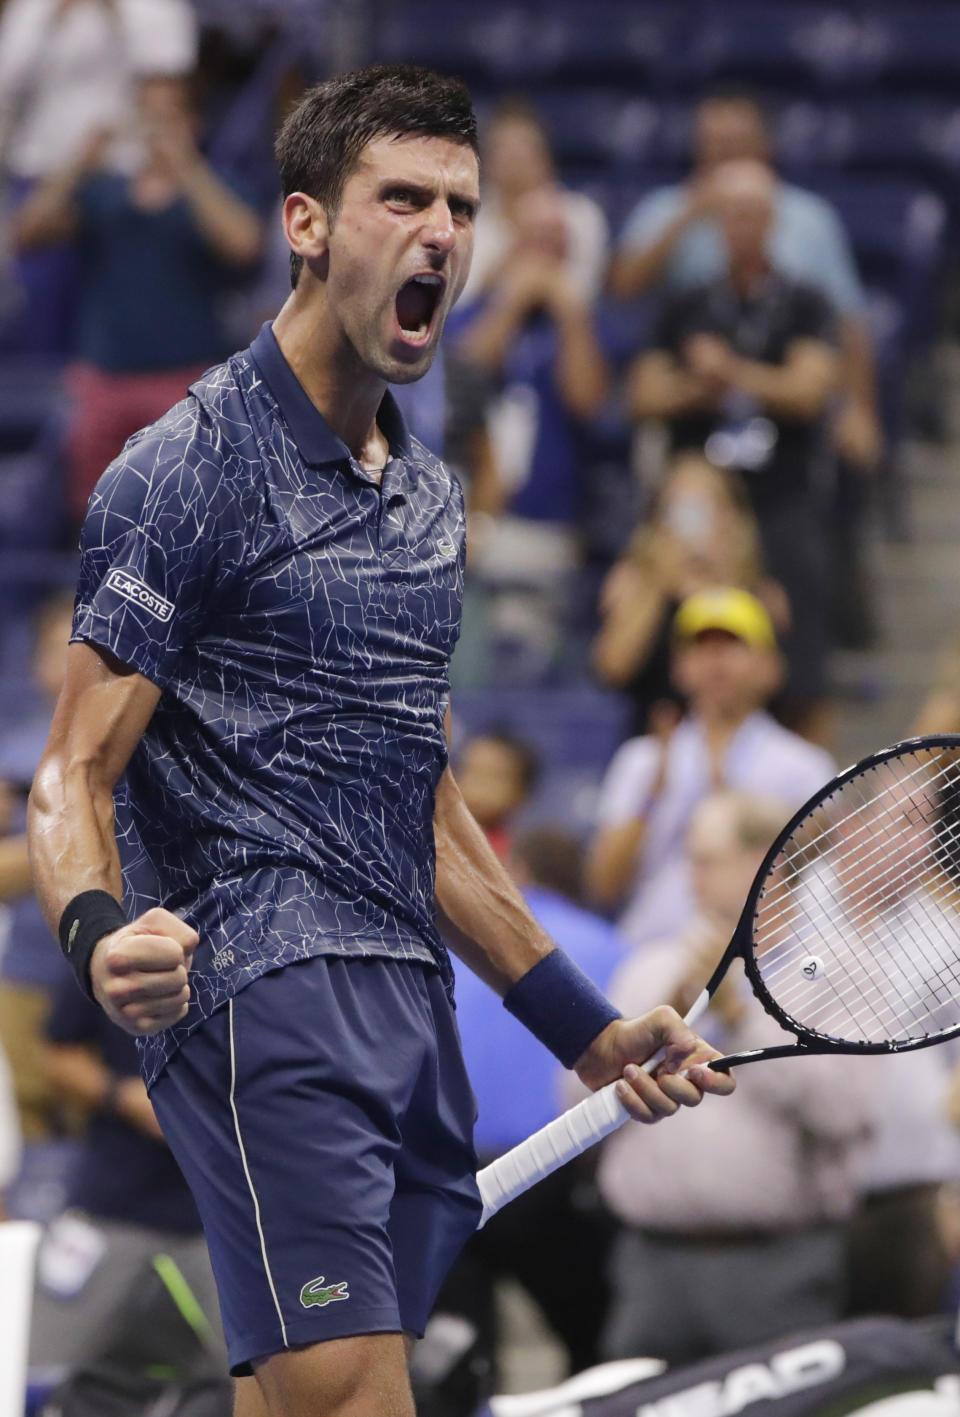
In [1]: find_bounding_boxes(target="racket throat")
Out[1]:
[708,1040,821,1071]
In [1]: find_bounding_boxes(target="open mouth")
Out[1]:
[395,273,444,346]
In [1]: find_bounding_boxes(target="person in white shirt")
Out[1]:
[598,790,872,1365]
[587,587,834,948]
[0,0,197,181]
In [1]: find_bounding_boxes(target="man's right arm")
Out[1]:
[28,640,198,1036]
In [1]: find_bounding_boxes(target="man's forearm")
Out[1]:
[586,817,646,907]
[434,768,554,993]
[608,208,692,300]
[13,163,81,249]
[178,160,263,267]
[28,756,124,935]
[552,296,609,417]
[728,352,833,420]
[456,295,526,375]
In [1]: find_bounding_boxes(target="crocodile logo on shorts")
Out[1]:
[300,1275,349,1309]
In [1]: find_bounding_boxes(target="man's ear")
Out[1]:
[282,192,330,279]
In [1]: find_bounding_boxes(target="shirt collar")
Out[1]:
[248,322,414,474]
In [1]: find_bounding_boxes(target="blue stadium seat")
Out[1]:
[775,97,960,206]
[535,92,692,172]
[858,5,960,92]
[526,0,681,88]
[368,0,542,85]
[677,4,886,93]
[561,165,683,245]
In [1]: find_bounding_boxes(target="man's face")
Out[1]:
[695,100,768,171]
[322,134,479,384]
[484,116,552,200]
[673,629,776,717]
[718,187,774,265]
[137,76,196,141]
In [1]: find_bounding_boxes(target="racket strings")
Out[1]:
[761,774,960,1040]
[751,748,960,1045]
[756,752,960,932]
[760,775,960,964]
[763,768,960,1033]
[759,751,960,910]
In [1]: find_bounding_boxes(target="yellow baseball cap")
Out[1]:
[673,588,776,650]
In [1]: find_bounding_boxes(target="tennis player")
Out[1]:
[27,65,734,1417]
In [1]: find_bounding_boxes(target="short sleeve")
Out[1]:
[594,738,660,827]
[799,195,866,316]
[72,398,255,688]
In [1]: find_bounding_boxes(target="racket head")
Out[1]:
[726,734,960,1057]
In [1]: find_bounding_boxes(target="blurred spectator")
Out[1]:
[790,768,960,1323]
[587,588,834,949]
[591,452,787,737]
[0,591,75,1147]
[461,95,608,308]
[598,790,872,1365]
[13,71,263,525]
[611,85,881,650]
[628,160,839,742]
[0,0,197,355]
[610,85,881,474]
[453,183,609,676]
[439,827,626,1396]
[28,971,230,1407]
[844,1043,959,1322]
[456,729,540,860]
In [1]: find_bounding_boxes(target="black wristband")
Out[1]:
[58,890,127,1002]
[503,949,621,1068]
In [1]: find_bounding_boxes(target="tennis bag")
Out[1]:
[483,1317,960,1417]
[38,1253,232,1417]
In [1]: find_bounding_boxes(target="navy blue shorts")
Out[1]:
[149,955,481,1376]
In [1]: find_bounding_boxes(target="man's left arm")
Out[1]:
[725,337,838,421]
[434,766,734,1120]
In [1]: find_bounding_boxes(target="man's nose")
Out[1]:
[421,200,456,255]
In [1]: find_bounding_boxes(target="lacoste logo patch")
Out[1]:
[106,570,174,623]
[436,539,458,558]
[300,1275,349,1309]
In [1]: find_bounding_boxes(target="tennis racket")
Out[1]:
[477,733,960,1226]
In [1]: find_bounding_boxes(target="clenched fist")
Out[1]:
[90,907,199,1036]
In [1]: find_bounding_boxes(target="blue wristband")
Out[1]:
[503,949,621,1068]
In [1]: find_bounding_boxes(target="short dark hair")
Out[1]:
[697,82,769,129]
[275,63,479,288]
[474,727,541,795]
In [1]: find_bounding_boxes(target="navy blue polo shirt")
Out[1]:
[73,324,466,1087]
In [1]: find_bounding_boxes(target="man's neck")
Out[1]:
[272,291,389,468]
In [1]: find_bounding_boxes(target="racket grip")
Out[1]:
[476,1079,628,1227]
[475,987,711,1228]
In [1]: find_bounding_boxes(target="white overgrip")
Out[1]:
[475,985,713,1227]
